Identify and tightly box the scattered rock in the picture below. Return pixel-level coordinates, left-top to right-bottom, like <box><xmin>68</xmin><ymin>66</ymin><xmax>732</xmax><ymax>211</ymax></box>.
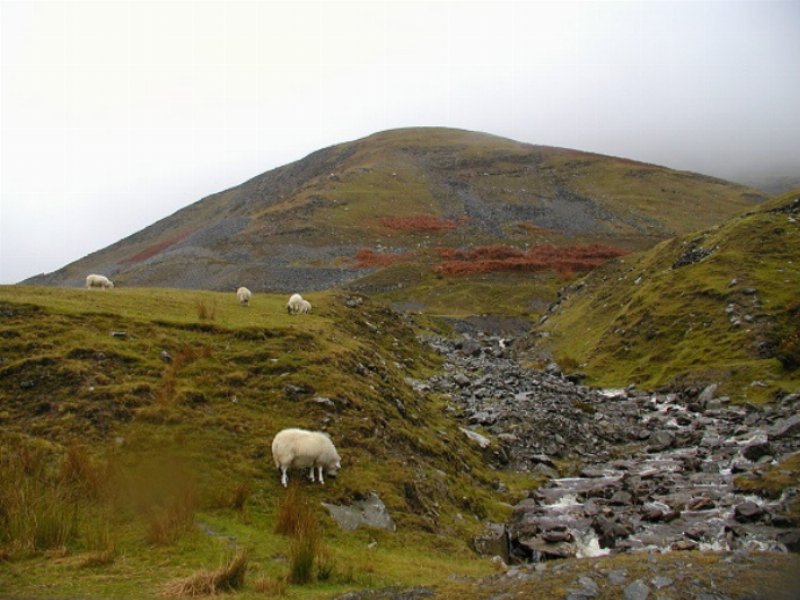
<box><xmin>460</xmin><ymin>427</ymin><xmax>491</xmax><ymax>449</ymax></box>
<box><xmin>623</xmin><ymin>579</ymin><xmax>650</xmax><ymax>600</ymax></box>
<box><xmin>322</xmin><ymin>492</ymin><xmax>396</xmax><ymax>532</ymax></box>
<box><xmin>734</xmin><ymin>501</ymin><xmax>764</xmax><ymax>522</ymax></box>
<box><xmin>473</xmin><ymin>523</ymin><xmax>509</xmax><ymax>562</ymax></box>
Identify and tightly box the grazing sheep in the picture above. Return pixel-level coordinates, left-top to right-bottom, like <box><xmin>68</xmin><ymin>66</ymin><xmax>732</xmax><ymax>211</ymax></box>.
<box><xmin>85</xmin><ymin>274</ymin><xmax>114</xmax><ymax>289</ymax></box>
<box><xmin>298</xmin><ymin>299</ymin><xmax>312</xmax><ymax>314</ymax></box>
<box><xmin>286</xmin><ymin>293</ymin><xmax>304</xmax><ymax>315</ymax></box>
<box><xmin>236</xmin><ymin>287</ymin><xmax>252</xmax><ymax>306</ymax></box>
<box><xmin>271</xmin><ymin>427</ymin><xmax>341</xmax><ymax>487</ymax></box>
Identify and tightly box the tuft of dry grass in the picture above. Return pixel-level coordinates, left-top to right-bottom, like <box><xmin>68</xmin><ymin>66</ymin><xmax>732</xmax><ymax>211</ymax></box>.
<box><xmin>78</xmin><ymin>548</ymin><xmax>116</xmax><ymax>569</ymax></box>
<box><xmin>253</xmin><ymin>576</ymin><xmax>287</xmax><ymax>596</ymax></box>
<box><xmin>195</xmin><ymin>299</ymin><xmax>217</xmax><ymax>321</ymax></box>
<box><xmin>273</xmin><ymin>482</ymin><xmax>313</xmax><ymax>536</ymax></box>
<box><xmin>230</xmin><ymin>482</ymin><xmax>252</xmax><ymax>513</ymax></box>
<box><xmin>273</xmin><ymin>483</ymin><xmax>329</xmax><ymax>585</ymax></box>
<box><xmin>145</xmin><ymin>488</ymin><xmax>197</xmax><ymax>546</ymax></box>
<box><xmin>0</xmin><ymin>445</ymin><xmax>78</xmax><ymax>555</ymax></box>
<box><xmin>162</xmin><ymin>549</ymin><xmax>248</xmax><ymax>597</ymax></box>
<box><xmin>155</xmin><ymin>344</ymin><xmax>212</xmax><ymax>405</ymax></box>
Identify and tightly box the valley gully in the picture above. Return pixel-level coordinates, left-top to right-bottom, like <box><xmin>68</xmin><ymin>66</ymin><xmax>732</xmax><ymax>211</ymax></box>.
<box><xmin>423</xmin><ymin>332</ymin><xmax>800</xmax><ymax>562</ymax></box>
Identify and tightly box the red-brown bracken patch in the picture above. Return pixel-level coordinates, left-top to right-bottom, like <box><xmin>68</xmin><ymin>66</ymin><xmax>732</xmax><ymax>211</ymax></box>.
<box><xmin>378</xmin><ymin>214</ymin><xmax>462</xmax><ymax>231</ymax></box>
<box><xmin>354</xmin><ymin>248</ymin><xmax>414</xmax><ymax>268</ymax></box>
<box><xmin>434</xmin><ymin>244</ymin><xmax>627</xmax><ymax>276</ymax></box>
<box><xmin>121</xmin><ymin>231</ymin><xmax>195</xmax><ymax>265</ymax></box>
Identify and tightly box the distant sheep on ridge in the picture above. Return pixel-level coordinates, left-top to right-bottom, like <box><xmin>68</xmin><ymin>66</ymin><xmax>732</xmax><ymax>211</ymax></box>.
<box><xmin>236</xmin><ymin>287</ymin><xmax>252</xmax><ymax>306</ymax></box>
<box><xmin>271</xmin><ymin>427</ymin><xmax>341</xmax><ymax>487</ymax></box>
<box><xmin>85</xmin><ymin>274</ymin><xmax>114</xmax><ymax>289</ymax></box>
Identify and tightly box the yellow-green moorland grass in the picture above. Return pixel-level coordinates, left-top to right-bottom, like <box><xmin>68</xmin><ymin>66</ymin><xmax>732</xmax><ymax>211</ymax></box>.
<box><xmin>0</xmin><ymin>284</ymin><xmax>517</xmax><ymax>598</ymax></box>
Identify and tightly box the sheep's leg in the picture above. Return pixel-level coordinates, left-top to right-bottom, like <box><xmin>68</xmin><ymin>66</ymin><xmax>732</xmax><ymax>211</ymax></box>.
<box><xmin>280</xmin><ymin>467</ymin><xmax>288</xmax><ymax>488</ymax></box>
<box><xmin>308</xmin><ymin>467</ymin><xmax>316</xmax><ymax>482</ymax></box>
<box><xmin>317</xmin><ymin>466</ymin><xmax>325</xmax><ymax>485</ymax></box>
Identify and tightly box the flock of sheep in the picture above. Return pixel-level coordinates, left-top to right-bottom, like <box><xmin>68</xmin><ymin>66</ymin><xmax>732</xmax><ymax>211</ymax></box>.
<box><xmin>85</xmin><ymin>275</ymin><xmax>313</xmax><ymax>316</ymax></box>
<box><xmin>85</xmin><ymin>274</ymin><xmax>337</xmax><ymax>487</ymax></box>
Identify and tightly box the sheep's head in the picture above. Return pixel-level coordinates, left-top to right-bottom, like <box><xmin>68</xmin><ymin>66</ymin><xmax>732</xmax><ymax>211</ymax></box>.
<box><xmin>326</xmin><ymin>460</ymin><xmax>341</xmax><ymax>478</ymax></box>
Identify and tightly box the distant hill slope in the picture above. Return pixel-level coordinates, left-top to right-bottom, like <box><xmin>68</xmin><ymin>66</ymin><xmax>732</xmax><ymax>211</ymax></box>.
<box><xmin>27</xmin><ymin>128</ymin><xmax>765</xmax><ymax>304</ymax></box>
<box><xmin>529</xmin><ymin>191</ymin><xmax>800</xmax><ymax>403</ymax></box>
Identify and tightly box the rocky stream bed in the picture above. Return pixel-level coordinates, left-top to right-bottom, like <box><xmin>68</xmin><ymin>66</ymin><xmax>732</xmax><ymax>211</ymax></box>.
<box><xmin>374</xmin><ymin>328</ymin><xmax>800</xmax><ymax>599</ymax></box>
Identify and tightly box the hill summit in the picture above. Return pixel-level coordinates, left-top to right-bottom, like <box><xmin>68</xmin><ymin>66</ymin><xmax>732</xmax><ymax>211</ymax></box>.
<box><xmin>27</xmin><ymin>127</ymin><xmax>765</xmax><ymax>296</ymax></box>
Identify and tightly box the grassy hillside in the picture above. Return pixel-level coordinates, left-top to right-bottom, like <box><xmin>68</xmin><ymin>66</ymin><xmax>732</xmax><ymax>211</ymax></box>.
<box><xmin>26</xmin><ymin>128</ymin><xmax>765</xmax><ymax>321</ymax></box>
<box><xmin>532</xmin><ymin>191</ymin><xmax>800</xmax><ymax>403</ymax></box>
<box><xmin>0</xmin><ymin>285</ymin><xmax>535</xmax><ymax>598</ymax></box>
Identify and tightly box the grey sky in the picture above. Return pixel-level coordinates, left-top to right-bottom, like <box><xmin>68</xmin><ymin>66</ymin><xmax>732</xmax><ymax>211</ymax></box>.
<box><xmin>2</xmin><ymin>0</ymin><xmax>798</xmax><ymax>284</ymax></box>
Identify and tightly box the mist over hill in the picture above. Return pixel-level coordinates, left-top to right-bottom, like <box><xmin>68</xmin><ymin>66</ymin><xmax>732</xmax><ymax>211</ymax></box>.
<box><xmin>26</xmin><ymin>128</ymin><xmax>765</xmax><ymax>297</ymax></box>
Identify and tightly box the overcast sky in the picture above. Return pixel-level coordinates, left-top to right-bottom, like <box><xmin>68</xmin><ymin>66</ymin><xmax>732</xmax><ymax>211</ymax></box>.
<box><xmin>1</xmin><ymin>0</ymin><xmax>798</xmax><ymax>284</ymax></box>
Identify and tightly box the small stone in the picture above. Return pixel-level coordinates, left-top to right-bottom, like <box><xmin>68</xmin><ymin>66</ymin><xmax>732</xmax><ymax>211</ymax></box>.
<box><xmin>460</xmin><ymin>427</ymin><xmax>491</xmax><ymax>449</ymax></box>
<box><xmin>607</xmin><ymin>569</ymin><xmax>628</xmax><ymax>585</ymax></box>
<box><xmin>577</xmin><ymin>575</ymin><xmax>600</xmax><ymax>597</ymax></box>
<box><xmin>777</xmin><ymin>529</ymin><xmax>800</xmax><ymax>552</ymax></box>
<box><xmin>686</xmin><ymin>496</ymin><xmax>715</xmax><ymax>511</ymax></box>
<box><xmin>671</xmin><ymin>539</ymin><xmax>697</xmax><ymax>551</ymax></box>
<box><xmin>313</xmin><ymin>396</ymin><xmax>336</xmax><ymax>409</ymax></box>
<box><xmin>652</xmin><ymin>576</ymin><xmax>673</xmax><ymax>589</ymax></box>
<box><xmin>609</xmin><ymin>491</ymin><xmax>634</xmax><ymax>506</ymax></box>
<box><xmin>742</xmin><ymin>438</ymin><xmax>771</xmax><ymax>461</ymax></box>
<box><xmin>769</xmin><ymin>414</ymin><xmax>800</xmax><ymax>439</ymax></box>
<box><xmin>453</xmin><ymin>373</ymin><xmax>471</xmax><ymax>387</ymax></box>
<box><xmin>734</xmin><ymin>501</ymin><xmax>764</xmax><ymax>522</ymax></box>
<box><xmin>623</xmin><ymin>579</ymin><xmax>650</xmax><ymax>600</ymax></box>
<box><xmin>648</xmin><ymin>431</ymin><xmax>675</xmax><ymax>451</ymax></box>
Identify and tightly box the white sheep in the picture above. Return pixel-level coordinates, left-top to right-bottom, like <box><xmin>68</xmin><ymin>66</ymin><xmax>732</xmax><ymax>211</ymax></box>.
<box><xmin>298</xmin><ymin>299</ymin><xmax>312</xmax><ymax>314</ymax></box>
<box><xmin>236</xmin><ymin>287</ymin><xmax>252</xmax><ymax>306</ymax></box>
<box><xmin>286</xmin><ymin>293</ymin><xmax>304</xmax><ymax>315</ymax></box>
<box><xmin>271</xmin><ymin>427</ymin><xmax>341</xmax><ymax>487</ymax></box>
<box><xmin>85</xmin><ymin>274</ymin><xmax>114</xmax><ymax>289</ymax></box>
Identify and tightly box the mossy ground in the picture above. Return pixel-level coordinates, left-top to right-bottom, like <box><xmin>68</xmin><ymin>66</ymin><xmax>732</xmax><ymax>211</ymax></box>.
<box><xmin>0</xmin><ymin>285</ymin><xmax>529</xmax><ymax>598</ymax></box>
<box><xmin>536</xmin><ymin>192</ymin><xmax>800</xmax><ymax>403</ymax></box>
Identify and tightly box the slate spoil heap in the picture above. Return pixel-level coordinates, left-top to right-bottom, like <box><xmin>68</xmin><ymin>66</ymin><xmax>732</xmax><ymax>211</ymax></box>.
<box><xmin>425</xmin><ymin>332</ymin><xmax>800</xmax><ymax>563</ymax></box>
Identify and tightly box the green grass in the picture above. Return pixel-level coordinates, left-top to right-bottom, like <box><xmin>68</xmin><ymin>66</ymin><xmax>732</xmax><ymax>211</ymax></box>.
<box><xmin>0</xmin><ymin>284</ymin><xmax>536</xmax><ymax>598</ymax></box>
<box><xmin>536</xmin><ymin>191</ymin><xmax>800</xmax><ymax>402</ymax></box>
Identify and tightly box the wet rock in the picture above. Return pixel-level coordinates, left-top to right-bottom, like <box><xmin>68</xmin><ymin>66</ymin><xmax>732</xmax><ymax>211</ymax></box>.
<box><xmin>686</xmin><ymin>496</ymin><xmax>715</xmax><ymax>511</ymax></box>
<box><xmin>777</xmin><ymin>529</ymin><xmax>800</xmax><ymax>552</ymax></box>
<box><xmin>734</xmin><ymin>501</ymin><xmax>764</xmax><ymax>522</ymax></box>
<box><xmin>742</xmin><ymin>438</ymin><xmax>771</xmax><ymax>461</ymax></box>
<box><xmin>542</xmin><ymin>528</ymin><xmax>573</xmax><ymax>543</ymax></box>
<box><xmin>592</xmin><ymin>515</ymin><xmax>632</xmax><ymax>549</ymax></box>
<box><xmin>648</xmin><ymin>431</ymin><xmax>675</xmax><ymax>451</ymax></box>
<box><xmin>769</xmin><ymin>414</ymin><xmax>800</xmax><ymax>439</ymax></box>
<box><xmin>518</xmin><ymin>536</ymin><xmax>576</xmax><ymax>560</ymax></box>
<box><xmin>609</xmin><ymin>491</ymin><xmax>634</xmax><ymax>506</ymax></box>
<box><xmin>671</xmin><ymin>539</ymin><xmax>697</xmax><ymax>551</ymax></box>
<box><xmin>473</xmin><ymin>523</ymin><xmax>509</xmax><ymax>562</ymax></box>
